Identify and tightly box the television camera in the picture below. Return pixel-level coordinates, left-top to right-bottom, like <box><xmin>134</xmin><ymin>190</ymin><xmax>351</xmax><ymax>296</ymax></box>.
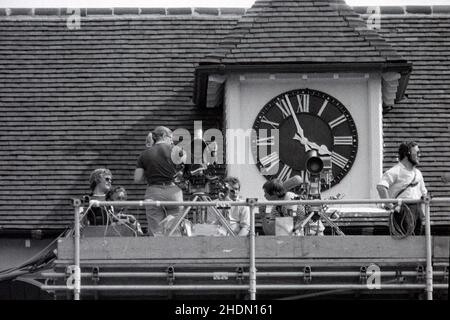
<box><xmin>174</xmin><ymin>136</ymin><xmax>226</xmax><ymax>198</ymax></box>
<box><xmin>293</xmin><ymin>150</ymin><xmax>344</xmax><ymax>236</ymax></box>
<box><xmin>168</xmin><ymin>136</ymin><xmax>236</xmax><ymax>235</ymax></box>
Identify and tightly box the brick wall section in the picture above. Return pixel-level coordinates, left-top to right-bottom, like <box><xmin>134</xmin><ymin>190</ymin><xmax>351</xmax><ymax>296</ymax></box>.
<box><xmin>0</xmin><ymin>15</ymin><xmax>237</xmax><ymax>231</ymax></box>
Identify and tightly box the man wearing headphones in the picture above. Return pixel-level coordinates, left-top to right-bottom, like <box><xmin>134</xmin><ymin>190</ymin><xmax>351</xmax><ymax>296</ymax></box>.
<box><xmin>377</xmin><ymin>141</ymin><xmax>428</xmax><ymax>235</ymax></box>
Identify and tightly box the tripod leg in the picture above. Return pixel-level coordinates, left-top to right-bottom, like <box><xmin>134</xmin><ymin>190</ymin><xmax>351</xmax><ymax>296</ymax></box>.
<box><xmin>203</xmin><ymin>196</ymin><xmax>237</xmax><ymax>237</ymax></box>
<box><xmin>298</xmin><ymin>211</ymin><xmax>315</xmax><ymax>233</ymax></box>
<box><xmin>167</xmin><ymin>195</ymin><xmax>198</xmax><ymax>236</ymax></box>
<box><xmin>319</xmin><ymin>213</ymin><xmax>345</xmax><ymax>236</ymax></box>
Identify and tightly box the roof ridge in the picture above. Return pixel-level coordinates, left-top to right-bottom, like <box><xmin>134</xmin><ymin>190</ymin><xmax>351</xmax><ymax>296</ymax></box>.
<box><xmin>2</xmin><ymin>5</ymin><xmax>450</xmax><ymax>18</ymax></box>
<box><xmin>353</xmin><ymin>5</ymin><xmax>450</xmax><ymax>16</ymax></box>
<box><xmin>207</xmin><ymin>0</ymin><xmax>408</xmax><ymax>65</ymax></box>
<box><xmin>330</xmin><ymin>2</ymin><xmax>406</xmax><ymax>61</ymax></box>
<box><xmin>0</xmin><ymin>7</ymin><xmax>248</xmax><ymax>17</ymax></box>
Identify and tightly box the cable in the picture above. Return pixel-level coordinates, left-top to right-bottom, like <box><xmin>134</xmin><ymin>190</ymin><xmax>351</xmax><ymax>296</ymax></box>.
<box><xmin>0</xmin><ymin>228</ymin><xmax>70</xmax><ymax>282</ymax></box>
<box><xmin>389</xmin><ymin>203</ymin><xmax>416</xmax><ymax>239</ymax></box>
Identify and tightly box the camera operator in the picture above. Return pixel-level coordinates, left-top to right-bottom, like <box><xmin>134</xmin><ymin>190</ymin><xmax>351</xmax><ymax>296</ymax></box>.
<box><xmin>208</xmin><ymin>177</ymin><xmax>250</xmax><ymax>236</ymax></box>
<box><xmin>134</xmin><ymin>126</ymin><xmax>184</xmax><ymax>236</ymax></box>
<box><xmin>377</xmin><ymin>141</ymin><xmax>427</xmax><ymax>236</ymax></box>
<box><xmin>145</xmin><ymin>131</ymin><xmax>154</xmax><ymax>148</ymax></box>
<box><xmin>262</xmin><ymin>178</ymin><xmax>300</xmax><ymax>236</ymax></box>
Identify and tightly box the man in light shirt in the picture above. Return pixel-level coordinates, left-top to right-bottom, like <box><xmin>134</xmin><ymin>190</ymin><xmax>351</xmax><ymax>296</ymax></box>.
<box><xmin>377</xmin><ymin>141</ymin><xmax>427</xmax><ymax>235</ymax></box>
<box><xmin>207</xmin><ymin>177</ymin><xmax>250</xmax><ymax>236</ymax></box>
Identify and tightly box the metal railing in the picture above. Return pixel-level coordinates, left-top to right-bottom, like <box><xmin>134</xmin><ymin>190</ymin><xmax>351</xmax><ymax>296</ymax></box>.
<box><xmin>41</xmin><ymin>196</ymin><xmax>450</xmax><ymax>300</ymax></box>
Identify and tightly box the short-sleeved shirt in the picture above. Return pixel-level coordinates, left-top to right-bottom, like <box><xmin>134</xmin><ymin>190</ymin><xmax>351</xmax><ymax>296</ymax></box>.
<box><xmin>377</xmin><ymin>162</ymin><xmax>427</xmax><ymax>199</ymax></box>
<box><xmin>206</xmin><ymin>198</ymin><xmax>250</xmax><ymax>236</ymax></box>
<box><xmin>226</xmin><ymin>205</ymin><xmax>250</xmax><ymax>236</ymax></box>
<box><xmin>136</xmin><ymin>143</ymin><xmax>178</xmax><ymax>185</ymax></box>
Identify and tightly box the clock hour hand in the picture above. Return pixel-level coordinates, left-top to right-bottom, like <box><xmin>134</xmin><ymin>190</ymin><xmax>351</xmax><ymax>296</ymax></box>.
<box><xmin>294</xmin><ymin>134</ymin><xmax>331</xmax><ymax>156</ymax></box>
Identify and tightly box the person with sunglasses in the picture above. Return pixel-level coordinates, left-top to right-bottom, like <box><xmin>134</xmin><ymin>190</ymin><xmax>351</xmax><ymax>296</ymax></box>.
<box><xmin>83</xmin><ymin>168</ymin><xmax>113</xmax><ymax>226</ymax></box>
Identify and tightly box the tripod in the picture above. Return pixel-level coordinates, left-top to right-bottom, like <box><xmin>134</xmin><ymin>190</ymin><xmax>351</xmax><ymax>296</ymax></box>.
<box><xmin>167</xmin><ymin>191</ymin><xmax>236</xmax><ymax>236</ymax></box>
<box><xmin>297</xmin><ymin>202</ymin><xmax>345</xmax><ymax>236</ymax></box>
<box><xmin>296</xmin><ymin>176</ymin><xmax>345</xmax><ymax>236</ymax></box>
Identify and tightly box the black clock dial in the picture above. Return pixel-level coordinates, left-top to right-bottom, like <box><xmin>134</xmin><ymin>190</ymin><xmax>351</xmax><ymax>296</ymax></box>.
<box><xmin>251</xmin><ymin>88</ymin><xmax>358</xmax><ymax>191</ymax></box>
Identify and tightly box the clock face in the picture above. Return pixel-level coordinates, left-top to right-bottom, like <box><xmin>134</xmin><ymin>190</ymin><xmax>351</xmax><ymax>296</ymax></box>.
<box><xmin>251</xmin><ymin>88</ymin><xmax>358</xmax><ymax>191</ymax></box>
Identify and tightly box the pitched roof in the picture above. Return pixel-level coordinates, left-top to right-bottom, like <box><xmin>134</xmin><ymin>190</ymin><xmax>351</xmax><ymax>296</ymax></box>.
<box><xmin>355</xmin><ymin>6</ymin><xmax>450</xmax><ymax>219</ymax></box>
<box><xmin>0</xmin><ymin>11</ymin><xmax>238</xmax><ymax>233</ymax></box>
<box><xmin>194</xmin><ymin>0</ymin><xmax>411</xmax><ymax>107</ymax></box>
<box><xmin>210</xmin><ymin>0</ymin><xmax>406</xmax><ymax>65</ymax></box>
<box><xmin>0</xmin><ymin>6</ymin><xmax>450</xmax><ymax>233</ymax></box>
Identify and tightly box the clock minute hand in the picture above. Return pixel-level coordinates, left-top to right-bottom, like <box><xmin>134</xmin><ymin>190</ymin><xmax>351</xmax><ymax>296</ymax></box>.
<box><xmin>286</xmin><ymin>98</ymin><xmax>305</xmax><ymax>139</ymax></box>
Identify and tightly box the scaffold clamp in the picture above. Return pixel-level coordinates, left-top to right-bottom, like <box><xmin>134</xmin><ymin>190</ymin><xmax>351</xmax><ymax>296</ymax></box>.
<box><xmin>360</xmin><ymin>266</ymin><xmax>367</xmax><ymax>283</ymax></box>
<box><xmin>304</xmin><ymin>266</ymin><xmax>312</xmax><ymax>283</ymax></box>
<box><xmin>167</xmin><ymin>266</ymin><xmax>175</xmax><ymax>285</ymax></box>
<box><xmin>416</xmin><ymin>265</ymin><xmax>425</xmax><ymax>282</ymax></box>
<box><xmin>92</xmin><ymin>267</ymin><xmax>100</xmax><ymax>283</ymax></box>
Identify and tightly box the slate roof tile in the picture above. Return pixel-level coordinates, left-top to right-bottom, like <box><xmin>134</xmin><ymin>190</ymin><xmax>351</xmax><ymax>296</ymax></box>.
<box><xmin>0</xmin><ymin>15</ymin><xmax>235</xmax><ymax>230</ymax></box>
<box><xmin>205</xmin><ymin>0</ymin><xmax>407</xmax><ymax>74</ymax></box>
<box><xmin>371</xmin><ymin>8</ymin><xmax>450</xmax><ymax>215</ymax></box>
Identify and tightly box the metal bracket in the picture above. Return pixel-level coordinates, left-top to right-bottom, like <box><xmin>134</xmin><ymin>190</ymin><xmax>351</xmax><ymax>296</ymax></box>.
<box><xmin>395</xmin><ymin>270</ymin><xmax>405</xmax><ymax>283</ymax></box>
<box><xmin>416</xmin><ymin>265</ymin><xmax>425</xmax><ymax>282</ymax></box>
<box><xmin>92</xmin><ymin>267</ymin><xmax>100</xmax><ymax>283</ymax></box>
<box><xmin>304</xmin><ymin>266</ymin><xmax>312</xmax><ymax>283</ymax></box>
<box><xmin>444</xmin><ymin>266</ymin><xmax>449</xmax><ymax>282</ymax></box>
<box><xmin>72</xmin><ymin>198</ymin><xmax>82</xmax><ymax>207</ymax></box>
<box><xmin>167</xmin><ymin>266</ymin><xmax>175</xmax><ymax>285</ymax></box>
<box><xmin>360</xmin><ymin>266</ymin><xmax>367</xmax><ymax>283</ymax></box>
<box><xmin>236</xmin><ymin>267</ymin><xmax>244</xmax><ymax>283</ymax></box>
<box><xmin>65</xmin><ymin>265</ymin><xmax>74</xmax><ymax>280</ymax></box>
<box><xmin>246</xmin><ymin>198</ymin><xmax>258</xmax><ymax>206</ymax></box>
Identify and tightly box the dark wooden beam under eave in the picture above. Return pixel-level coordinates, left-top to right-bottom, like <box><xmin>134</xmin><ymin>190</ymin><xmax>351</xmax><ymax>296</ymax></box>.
<box><xmin>193</xmin><ymin>61</ymin><xmax>412</xmax><ymax>108</ymax></box>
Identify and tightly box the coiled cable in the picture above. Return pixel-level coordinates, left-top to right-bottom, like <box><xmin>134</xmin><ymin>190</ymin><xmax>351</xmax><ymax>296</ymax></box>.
<box><xmin>388</xmin><ymin>203</ymin><xmax>416</xmax><ymax>239</ymax></box>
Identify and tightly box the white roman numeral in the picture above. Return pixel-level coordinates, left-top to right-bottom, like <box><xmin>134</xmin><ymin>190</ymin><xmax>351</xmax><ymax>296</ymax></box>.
<box><xmin>300</xmin><ymin>170</ymin><xmax>309</xmax><ymax>183</ymax></box>
<box><xmin>260</xmin><ymin>152</ymin><xmax>279</xmax><ymax>172</ymax></box>
<box><xmin>331</xmin><ymin>152</ymin><xmax>348</xmax><ymax>169</ymax></box>
<box><xmin>317</xmin><ymin>100</ymin><xmax>328</xmax><ymax>117</ymax></box>
<box><xmin>277</xmin><ymin>164</ymin><xmax>292</xmax><ymax>182</ymax></box>
<box><xmin>296</xmin><ymin>94</ymin><xmax>309</xmax><ymax>113</ymax></box>
<box><xmin>275</xmin><ymin>97</ymin><xmax>293</xmax><ymax>119</ymax></box>
<box><xmin>256</xmin><ymin>136</ymin><xmax>275</xmax><ymax>146</ymax></box>
<box><xmin>334</xmin><ymin>136</ymin><xmax>354</xmax><ymax>145</ymax></box>
<box><xmin>328</xmin><ymin>114</ymin><xmax>347</xmax><ymax>129</ymax></box>
<box><xmin>261</xmin><ymin>116</ymin><xmax>279</xmax><ymax>129</ymax></box>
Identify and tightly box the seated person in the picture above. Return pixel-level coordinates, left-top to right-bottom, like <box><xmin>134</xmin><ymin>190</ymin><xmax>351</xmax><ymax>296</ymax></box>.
<box><xmin>262</xmin><ymin>179</ymin><xmax>299</xmax><ymax>235</ymax></box>
<box><xmin>83</xmin><ymin>168</ymin><xmax>113</xmax><ymax>226</ymax></box>
<box><xmin>206</xmin><ymin>177</ymin><xmax>250</xmax><ymax>236</ymax></box>
<box><xmin>105</xmin><ymin>186</ymin><xmax>144</xmax><ymax>236</ymax></box>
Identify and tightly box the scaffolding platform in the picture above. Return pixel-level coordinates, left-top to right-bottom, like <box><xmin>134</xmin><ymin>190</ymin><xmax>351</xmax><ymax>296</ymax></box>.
<box><xmin>43</xmin><ymin>235</ymin><xmax>450</xmax><ymax>300</ymax></box>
